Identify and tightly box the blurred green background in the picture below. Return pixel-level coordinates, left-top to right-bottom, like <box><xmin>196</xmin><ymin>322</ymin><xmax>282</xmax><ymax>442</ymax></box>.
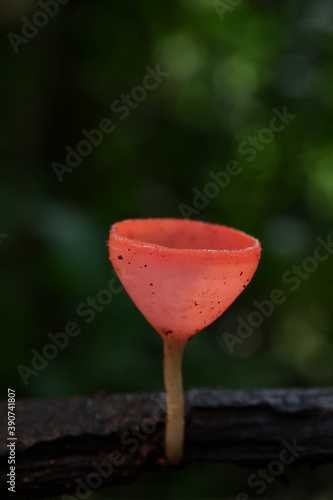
<box><xmin>1</xmin><ymin>0</ymin><xmax>333</xmax><ymax>498</ymax></box>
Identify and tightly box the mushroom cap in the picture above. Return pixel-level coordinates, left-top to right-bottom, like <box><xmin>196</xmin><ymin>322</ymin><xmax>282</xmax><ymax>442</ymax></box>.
<box><xmin>109</xmin><ymin>218</ymin><xmax>261</xmax><ymax>342</ymax></box>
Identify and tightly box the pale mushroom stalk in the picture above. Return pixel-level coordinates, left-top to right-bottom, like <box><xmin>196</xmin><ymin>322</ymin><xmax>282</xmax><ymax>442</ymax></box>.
<box><xmin>163</xmin><ymin>335</ymin><xmax>187</xmax><ymax>465</ymax></box>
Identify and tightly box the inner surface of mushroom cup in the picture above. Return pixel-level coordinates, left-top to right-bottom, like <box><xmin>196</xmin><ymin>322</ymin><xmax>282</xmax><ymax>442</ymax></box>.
<box><xmin>109</xmin><ymin>218</ymin><xmax>261</xmax><ymax>342</ymax></box>
<box><xmin>112</xmin><ymin>218</ymin><xmax>260</xmax><ymax>252</ymax></box>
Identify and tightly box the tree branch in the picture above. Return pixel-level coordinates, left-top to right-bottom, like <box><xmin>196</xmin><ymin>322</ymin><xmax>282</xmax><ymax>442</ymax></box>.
<box><xmin>1</xmin><ymin>388</ymin><xmax>333</xmax><ymax>499</ymax></box>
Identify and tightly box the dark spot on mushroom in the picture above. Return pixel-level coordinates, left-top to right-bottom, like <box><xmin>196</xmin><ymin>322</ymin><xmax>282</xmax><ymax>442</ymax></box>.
<box><xmin>128</xmin><ymin>262</ymin><xmax>131</xmax><ymax>264</ymax></box>
<box><xmin>199</xmin><ymin>311</ymin><xmax>202</xmax><ymax>314</ymax></box>
<box><xmin>165</xmin><ymin>330</ymin><xmax>173</xmax><ymax>336</ymax></box>
<box><xmin>247</xmin><ymin>279</ymin><xmax>250</xmax><ymax>282</ymax></box>
<box><xmin>128</xmin><ymin>248</ymin><xmax>130</xmax><ymax>251</ymax></box>
<box><xmin>243</xmin><ymin>285</ymin><xmax>246</xmax><ymax>288</ymax></box>
<box><xmin>144</xmin><ymin>264</ymin><xmax>147</xmax><ymax>268</ymax></box>
<box><xmin>218</xmin><ymin>301</ymin><xmax>220</xmax><ymax>304</ymax></box>
<box><xmin>118</xmin><ymin>255</ymin><xmax>123</xmax><ymax>260</ymax></box>
<box><xmin>195</xmin><ymin>329</ymin><xmax>200</xmax><ymax>333</ymax></box>
<box><xmin>152</xmin><ymin>292</ymin><xmax>155</xmax><ymax>294</ymax></box>
<box><xmin>240</xmin><ymin>271</ymin><xmax>243</xmax><ymax>276</ymax></box>
<box><xmin>194</xmin><ymin>301</ymin><xmax>198</xmax><ymax>307</ymax></box>
<box><xmin>211</xmin><ymin>307</ymin><xmax>214</xmax><ymax>310</ymax></box>
<box><xmin>150</xmin><ymin>283</ymin><xmax>153</xmax><ymax>286</ymax></box>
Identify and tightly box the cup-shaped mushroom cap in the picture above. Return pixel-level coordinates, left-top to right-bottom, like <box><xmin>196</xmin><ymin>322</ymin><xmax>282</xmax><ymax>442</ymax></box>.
<box><xmin>109</xmin><ymin>218</ymin><xmax>261</xmax><ymax>342</ymax></box>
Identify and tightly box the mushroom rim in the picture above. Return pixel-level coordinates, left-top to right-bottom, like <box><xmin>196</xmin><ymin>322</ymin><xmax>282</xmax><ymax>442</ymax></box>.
<box><xmin>109</xmin><ymin>218</ymin><xmax>261</xmax><ymax>255</ymax></box>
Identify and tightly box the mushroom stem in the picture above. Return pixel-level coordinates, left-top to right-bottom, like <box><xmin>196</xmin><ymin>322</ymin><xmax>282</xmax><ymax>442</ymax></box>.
<box><xmin>163</xmin><ymin>335</ymin><xmax>187</xmax><ymax>465</ymax></box>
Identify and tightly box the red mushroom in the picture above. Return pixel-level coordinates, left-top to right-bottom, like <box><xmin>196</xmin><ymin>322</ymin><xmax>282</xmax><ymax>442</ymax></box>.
<box><xmin>109</xmin><ymin>218</ymin><xmax>261</xmax><ymax>464</ymax></box>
